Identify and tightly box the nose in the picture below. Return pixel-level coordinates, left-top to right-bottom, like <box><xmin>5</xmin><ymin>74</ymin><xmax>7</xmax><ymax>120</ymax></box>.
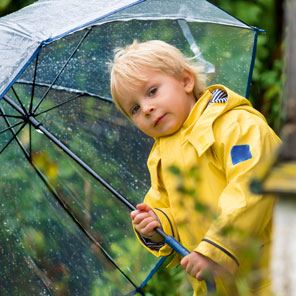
<box><xmin>142</xmin><ymin>102</ymin><xmax>155</xmax><ymax>115</ymax></box>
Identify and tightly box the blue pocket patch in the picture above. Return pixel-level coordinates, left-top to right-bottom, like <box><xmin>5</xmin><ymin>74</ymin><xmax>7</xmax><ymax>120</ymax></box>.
<box><xmin>231</xmin><ymin>145</ymin><xmax>252</xmax><ymax>165</ymax></box>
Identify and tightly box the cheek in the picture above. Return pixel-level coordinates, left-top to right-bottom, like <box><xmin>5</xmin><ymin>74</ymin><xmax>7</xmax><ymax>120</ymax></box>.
<box><xmin>133</xmin><ymin>118</ymin><xmax>147</xmax><ymax>131</ymax></box>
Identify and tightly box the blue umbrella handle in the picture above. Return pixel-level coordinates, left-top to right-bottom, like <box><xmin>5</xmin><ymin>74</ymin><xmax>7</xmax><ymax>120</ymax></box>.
<box><xmin>155</xmin><ymin>228</ymin><xmax>216</xmax><ymax>294</ymax></box>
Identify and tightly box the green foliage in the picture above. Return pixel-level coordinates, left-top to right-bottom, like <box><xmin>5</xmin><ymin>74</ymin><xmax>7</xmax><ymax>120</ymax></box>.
<box><xmin>0</xmin><ymin>0</ymin><xmax>37</xmax><ymax>16</ymax></box>
<box><xmin>144</xmin><ymin>259</ymin><xmax>192</xmax><ymax>296</ymax></box>
<box><xmin>211</xmin><ymin>0</ymin><xmax>284</xmax><ymax>133</ymax></box>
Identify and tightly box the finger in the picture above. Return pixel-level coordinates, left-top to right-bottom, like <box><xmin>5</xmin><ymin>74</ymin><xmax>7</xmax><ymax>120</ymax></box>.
<box><xmin>135</xmin><ymin>220</ymin><xmax>159</xmax><ymax>237</ymax></box>
<box><xmin>182</xmin><ymin>255</ymin><xmax>200</xmax><ymax>277</ymax></box>
<box><xmin>180</xmin><ymin>256</ymin><xmax>189</xmax><ymax>268</ymax></box>
<box><xmin>133</xmin><ymin>212</ymin><xmax>152</xmax><ymax>225</ymax></box>
<box><xmin>185</xmin><ymin>260</ymin><xmax>194</xmax><ymax>275</ymax></box>
<box><xmin>136</xmin><ymin>204</ymin><xmax>159</xmax><ymax>222</ymax></box>
<box><xmin>142</xmin><ymin>223</ymin><xmax>160</xmax><ymax>236</ymax></box>
<box><xmin>130</xmin><ymin>210</ymin><xmax>140</xmax><ymax>220</ymax></box>
<box><xmin>196</xmin><ymin>271</ymin><xmax>204</xmax><ymax>281</ymax></box>
<box><xmin>136</xmin><ymin>203</ymin><xmax>152</xmax><ymax>212</ymax></box>
<box><xmin>138</xmin><ymin>216</ymin><xmax>159</xmax><ymax>230</ymax></box>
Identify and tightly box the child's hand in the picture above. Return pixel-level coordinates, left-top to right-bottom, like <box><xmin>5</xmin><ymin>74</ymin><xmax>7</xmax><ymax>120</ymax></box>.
<box><xmin>130</xmin><ymin>203</ymin><xmax>160</xmax><ymax>237</ymax></box>
<box><xmin>181</xmin><ymin>251</ymin><xmax>224</xmax><ymax>281</ymax></box>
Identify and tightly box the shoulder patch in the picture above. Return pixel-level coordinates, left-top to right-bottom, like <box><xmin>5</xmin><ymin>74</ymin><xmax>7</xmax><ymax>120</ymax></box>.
<box><xmin>231</xmin><ymin>145</ymin><xmax>252</xmax><ymax>165</ymax></box>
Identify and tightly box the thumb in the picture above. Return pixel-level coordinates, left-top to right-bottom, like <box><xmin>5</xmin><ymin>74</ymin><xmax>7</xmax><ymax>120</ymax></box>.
<box><xmin>180</xmin><ymin>255</ymin><xmax>189</xmax><ymax>268</ymax></box>
<box><xmin>136</xmin><ymin>203</ymin><xmax>152</xmax><ymax>212</ymax></box>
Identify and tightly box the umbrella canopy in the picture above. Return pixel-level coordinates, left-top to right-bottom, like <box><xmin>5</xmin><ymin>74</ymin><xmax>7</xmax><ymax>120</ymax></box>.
<box><xmin>0</xmin><ymin>0</ymin><xmax>260</xmax><ymax>295</ymax></box>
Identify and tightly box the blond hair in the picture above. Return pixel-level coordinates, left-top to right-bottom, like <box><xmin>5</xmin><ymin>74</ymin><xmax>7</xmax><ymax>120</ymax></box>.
<box><xmin>109</xmin><ymin>40</ymin><xmax>206</xmax><ymax>117</ymax></box>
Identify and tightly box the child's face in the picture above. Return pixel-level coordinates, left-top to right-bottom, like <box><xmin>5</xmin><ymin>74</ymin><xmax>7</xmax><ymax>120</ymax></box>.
<box><xmin>117</xmin><ymin>68</ymin><xmax>196</xmax><ymax>138</ymax></box>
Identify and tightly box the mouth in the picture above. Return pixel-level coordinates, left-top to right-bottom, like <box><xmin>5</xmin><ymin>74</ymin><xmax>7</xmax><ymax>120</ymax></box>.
<box><xmin>154</xmin><ymin>114</ymin><xmax>167</xmax><ymax>127</ymax></box>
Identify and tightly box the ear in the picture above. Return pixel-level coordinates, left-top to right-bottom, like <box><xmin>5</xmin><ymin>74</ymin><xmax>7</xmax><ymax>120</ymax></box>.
<box><xmin>182</xmin><ymin>69</ymin><xmax>195</xmax><ymax>93</ymax></box>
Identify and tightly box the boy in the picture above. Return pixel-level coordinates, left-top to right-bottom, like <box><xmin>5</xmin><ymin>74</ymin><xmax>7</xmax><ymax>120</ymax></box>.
<box><xmin>109</xmin><ymin>40</ymin><xmax>281</xmax><ymax>295</ymax></box>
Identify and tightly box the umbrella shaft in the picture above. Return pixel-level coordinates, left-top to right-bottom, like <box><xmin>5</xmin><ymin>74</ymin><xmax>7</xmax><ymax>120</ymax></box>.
<box><xmin>39</xmin><ymin>122</ymin><xmax>136</xmax><ymax>210</ymax></box>
<box><xmin>23</xmin><ymin>113</ymin><xmax>137</xmax><ymax>211</ymax></box>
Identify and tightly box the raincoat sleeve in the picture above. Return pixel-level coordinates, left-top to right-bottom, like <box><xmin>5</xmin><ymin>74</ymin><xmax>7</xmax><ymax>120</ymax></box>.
<box><xmin>194</xmin><ymin>107</ymin><xmax>281</xmax><ymax>273</ymax></box>
<box><xmin>133</xmin><ymin>143</ymin><xmax>179</xmax><ymax>258</ymax></box>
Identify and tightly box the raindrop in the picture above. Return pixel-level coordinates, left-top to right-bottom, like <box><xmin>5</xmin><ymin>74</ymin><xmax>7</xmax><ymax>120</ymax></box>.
<box><xmin>36</xmin><ymin>129</ymin><xmax>44</xmax><ymax>134</ymax></box>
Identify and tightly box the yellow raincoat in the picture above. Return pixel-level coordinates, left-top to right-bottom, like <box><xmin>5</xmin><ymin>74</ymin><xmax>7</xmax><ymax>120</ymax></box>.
<box><xmin>136</xmin><ymin>85</ymin><xmax>281</xmax><ymax>295</ymax></box>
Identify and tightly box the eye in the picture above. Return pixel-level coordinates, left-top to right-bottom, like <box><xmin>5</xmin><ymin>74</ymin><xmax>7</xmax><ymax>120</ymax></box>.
<box><xmin>148</xmin><ymin>87</ymin><xmax>157</xmax><ymax>97</ymax></box>
<box><xmin>131</xmin><ymin>104</ymin><xmax>140</xmax><ymax>115</ymax></box>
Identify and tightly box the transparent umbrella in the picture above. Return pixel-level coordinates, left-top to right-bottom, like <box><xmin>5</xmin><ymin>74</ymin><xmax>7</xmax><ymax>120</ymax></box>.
<box><xmin>0</xmin><ymin>0</ymin><xmax>261</xmax><ymax>295</ymax></box>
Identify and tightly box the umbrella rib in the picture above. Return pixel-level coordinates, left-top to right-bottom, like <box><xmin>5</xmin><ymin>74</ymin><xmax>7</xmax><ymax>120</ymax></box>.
<box><xmin>28</xmin><ymin>159</ymin><xmax>138</xmax><ymax>289</ymax></box>
<box><xmin>0</xmin><ymin>121</ymin><xmax>26</xmax><ymax>154</ymax></box>
<box><xmin>0</xmin><ymin>107</ymin><xmax>138</xmax><ymax>290</ymax></box>
<box><xmin>29</xmin><ymin>123</ymin><xmax>32</xmax><ymax>157</ymax></box>
<box><xmin>0</xmin><ymin>106</ymin><xmax>29</xmax><ymax>156</ymax></box>
<box><xmin>24</xmin><ymin>256</ymin><xmax>55</xmax><ymax>295</ymax></box>
<box><xmin>11</xmin><ymin>86</ymin><xmax>28</xmax><ymax>115</ymax></box>
<box><xmin>29</xmin><ymin>52</ymin><xmax>40</xmax><ymax>114</ymax></box>
<box><xmin>33</xmin><ymin>27</ymin><xmax>92</xmax><ymax>114</ymax></box>
<box><xmin>0</xmin><ymin>114</ymin><xmax>23</xmax><ymax>119</ymax></box>
<box><xmin>0</xmin><ymin>120</ymin><xmax>24</xmax><ymax>134</ymax></box>
<box><xmin>16</xmin><ymin>80</ymin><xmax>114</xmax><ymax>103</ymax></box>
<box><xmin>1</xmin><ymin>96</ymin><xmax>31</xmax><ymax>156</ymax></box>
<box><xmin>0</xmin><ymin>107</ymin><xmax>56</xmax><ymax>292</ymax></box>
<box><xmin>34</xmin><ymin>93</ymin><xmax>83</xmax><ymax>117</ymax></box>
<box><xmin>2</xmin><ymin>95</ymin><xmax>26</xmax><ymax>117</ymax></box>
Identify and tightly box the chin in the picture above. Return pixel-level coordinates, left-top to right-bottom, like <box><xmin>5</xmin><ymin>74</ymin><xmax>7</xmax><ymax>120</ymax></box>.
<box><xmin>158</xmin><ymin>129</ymin><xmax>180</xmax><ymax>138</ymax></box>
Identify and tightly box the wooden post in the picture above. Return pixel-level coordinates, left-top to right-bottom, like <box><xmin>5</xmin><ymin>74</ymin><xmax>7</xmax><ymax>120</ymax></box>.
<box><xmin>271</xmin><ymin>0</ymin><xmax>296</xmax><ymax>295</ymax></box>
<box><xmin>249</xmin><ymin>0</ymin><xmax>296</xmax><ymax>294</ymax></box>
<box><xmin>272</xmin><ymin>201</ymin><xmax>296</xmax><ymax>294</ymax></box>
